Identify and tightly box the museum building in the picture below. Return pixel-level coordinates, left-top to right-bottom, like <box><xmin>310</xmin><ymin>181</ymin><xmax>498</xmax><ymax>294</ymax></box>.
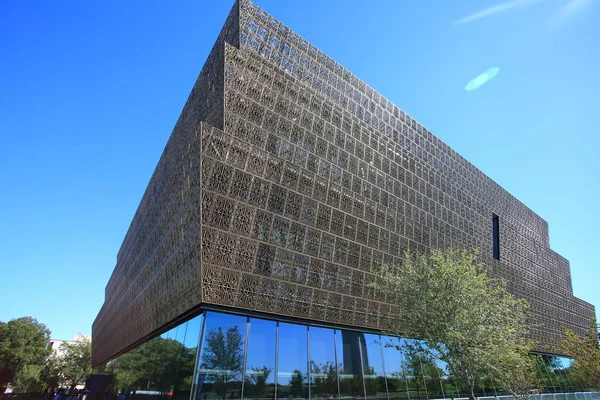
<box><xmin>92</xmin><ymin>1</ymin><xmax>596</xmax><ymax>399</ymax></box>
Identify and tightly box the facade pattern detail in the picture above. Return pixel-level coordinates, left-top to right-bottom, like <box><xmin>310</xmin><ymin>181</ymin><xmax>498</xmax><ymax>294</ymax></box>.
<box><xmin>93</xmin><ymin>0</ymin><xmax>595</xmax><ymax>367</ymax></box>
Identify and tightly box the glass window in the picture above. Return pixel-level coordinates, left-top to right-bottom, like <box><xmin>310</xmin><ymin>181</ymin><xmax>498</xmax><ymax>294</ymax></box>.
<box><xmin>278</xmin><ymin>322</ymin><xmax>308</xmax><ymax>399</ymax></box>
<box><xmin>416</xmin><ymin>342</ymin><xmax>445</xmax><ymax>399</ymax></box>
<box><xmin>492</xmin><ymin>214</ymin><xmax>500</xmax><ymax>260</ymax></box>
<box><xmin>381</xmin><ymin>336</ymin><xmax>411</xmax><ymax>400</ymax></box>
<box><xmin>171</xmin><ymin>316</ymin><xmax>203</xmax><ymax>400</ymax></box>
<box><xmin>400</xmin><ymin>339</ymin><xmax>451</xmax><ymax>400</ymax></box>
<box><xmin>336</xmin><ymin>330</ymin><xmax>365</xmax><ymax>399</ymax></box>
<box><xmin>244</xmin><ymin>318</ymin><xmax>276</xmax><ymax>400</ymax></box>
<box><xmin>361</xmin><ymin>334</ymin><xmax>387</xmax><ymax>400</ymax></box>
<box><xmin>402</xmin><ymin>341</ymin><xmax>429</xmax><ymax>400</ymax></box>
<box><xmin>432</xmin><ymin>353</ymin><xmax>452</xmax><ymax>399</ymax></box>
<box><xmin>197</xmin><ymin>312</ymin><xmax>247</xmax><ymax>400</ymax></box>
<box><xmin>542</xmin><ymin>355</ymin><xmax>572</xmax><ymax>393</ymax></box>
<box><xmin>554</xmin><ymin>356</ymin><xmax>577</xmax><ymax>391</ymax></box>
<box><xmin>537</xmin><ymin>355</ymin><xmax>559</xmax><ymax>393</ymax></box>
<box><xmin>106</xmin><ymin>314</ymin><xmax>203</xmax><ymax>400</ymax></box>
<box><xmin>147</xmin><ymin>325</ymin><xmax>177</xmax><ymax>395</ymax></box>
<box><xmin>309</xmin><ymin>327</ymin><xmax>338</xmax><ymax>400</ymax></box>
<box><xmin>185</xmin><ymin>315</ymin><xmax>204</xmax><ymax>349</ymax></box>
<box><xmin>142</xmin><ymin>326</ymin><xmax>177</xmax><ymax>395</ymax></box>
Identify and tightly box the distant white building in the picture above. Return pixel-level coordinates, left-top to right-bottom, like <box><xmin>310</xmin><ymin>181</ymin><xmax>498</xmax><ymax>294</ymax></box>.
<box><xmin>49</xmin><ymin>333</ymin><xmax>90</xmax><ymax>358</ymax></box>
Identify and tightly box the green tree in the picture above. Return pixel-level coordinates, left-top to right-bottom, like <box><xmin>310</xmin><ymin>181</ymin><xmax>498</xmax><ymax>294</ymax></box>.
<box><xmin>376</xmin><ymin>249</ymin><xmax>532</xmax><ymax>400</ymax></box>
<box><xmin>289</xmin><ymin>369</ymin><xmax>305</xmax><ymax>398</ymax></box>
<box><xmin>13</xmin><ymin>364</ymin><xmax>43</xmax><ymax>392</ymax></box>
<box><xmin>403</xmin><ymin>346</ymin><xmax>445</xmax><ymax>397</ymax></box>
<box><xmin>245</xmin><ymin>366</ymin><xmax>272</xmax><ymax>397</ymax></box>
<box><xmin>362</xmin><ymin>366</ymin><xmax>380</xmax><ymax>396</ymax></box>
<box><xmin>106</xmin><ymin>336</ymin><xmax>196</xmax><ymax>394</ymax></box>
<box><xmin>39</xmin><ymin>356</ymin><xmax>61</xmax><ymax>390</ymax></box>
<box><xmin>201</xmin><ymin>326</ymin><xmax>244</xmax><ymax>400</ymax></box>
<box><xmin>105</xmin><ymin>351</ymin><xmax>144</xmax><ymax>393</ymax></box>
<box><xmin>310</xmin><ymin>361</ymin><xmax>337</xmax><ymax>397</ymax></box>
<box><xmin>495</xmin><ymin>341</ymin><xmax>543</xmax><ymax>400</ymax></box>
<box><xmin>559</xmin><ymin>320</ymin><xmax>600</xmax><ymax>392</ymax></box>
<box><xmin>0</xmin><ymin>317</ymin><xmax>51</xmax><ymax>390</ymax></box>
<box><xmin>59</xmin><ymin>338</ymin><xmax>92</xmax><ymax>389</ymax></box>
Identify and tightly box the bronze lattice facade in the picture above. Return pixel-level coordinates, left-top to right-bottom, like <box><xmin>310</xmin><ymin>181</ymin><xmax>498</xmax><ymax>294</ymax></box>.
<box><xmin>92</xmin><ymin>0</ymin><xmax>594</xmax><ymax>368</ymax></box>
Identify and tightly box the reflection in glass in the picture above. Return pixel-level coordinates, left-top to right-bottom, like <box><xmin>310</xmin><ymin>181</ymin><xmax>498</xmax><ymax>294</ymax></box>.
<box><xmin>361</xmin><ymin>334</ymin><xmax>387</xmax><ymax>400</ymax></box>
<box><xmin>106</xmin><ymin>314</ymin><xmax>203</xmax><ymax>400</ymax></box>
<box><xmin>540</xmin><ymin>355</ymin><xmax>577</xmax><ymax>393</ymax></box>
<box><xmin>309</xmin><ymin>327</ymin><xmax>338</xmax><ymax>400</ymax></box>
<box><xmin>244</xmin><ymin>318</ymin><xmax>276</xmax><ymax>399</ymax></box>
<box><xmin>278</xmin><ymin>322</ymin><xmax>308</xmax><ymax>399</ymax></box>
<box><xmin>433</xmin><ymin>355</ymin><xmax>453</xmax><ymax>398</ymax></box>
<box><xmin>415</xmin><ymin>342</ymin><xmax>445</xmax><ymax>399</ymax></box>
<box><xmin>403</xmin><ymin>341</ymin><xmax>429</xmax><ymax>400</ymax></box>
<box><xmin>554</xmin><ymin>357</ymin><xmax>577</xmax><ymax>391</ymax></box>
<box><xmin>382</xmin><ymin>336</ymin><xmax>410</xmax><ymax>400</ymax></box>
<box><xmin>538</xmin><ymin>355</ymin><xmax>560</xmax><ymax>393</ymax></box>
<box><xmin>101</xmin><ymin>312</ymin><xmax>596</xmax><ymax>400</ymax></box>
<box><xmin>336</xmin><ymin>330</ymin><xmax>365</xmax><ymax>399</ymax></box>
<box><xmin>197</xmin><ymin>312</ymin><xmax>246</xmax><ymax>400</ymax></box>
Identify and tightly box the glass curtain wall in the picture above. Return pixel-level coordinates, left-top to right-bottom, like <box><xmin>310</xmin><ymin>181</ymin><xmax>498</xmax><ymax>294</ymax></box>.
<box><xmin>104</xmin><ymin>314</ymin><xmax>203</xmax><ymax>400</ymax></box>
<box><xmin>243</xmin><ymin>318</ymin><xmax>276</xmax><ymax>399</ymax></box>
<box><xmin>277</xmin><ymin>322</ymin><xmax>308</xmax><ymax>399</ymax></box>
<box><xmin>536</xmin><ymin>356</ymin><xmax>579</xmax><ymax>393</ymax></box>
<box><xmin>101</xmin><ymin>311</ymin><xmax>583</xmax><ymax>400</ymax></box>
<box><xmin>194</xmin><ymin>311</ymin><xmax>461</xmax><ymax>400</ymax></box>
<box><xmin>336</xmin><ymin>329</ymin><xmax>365</xmax><ymax>399</ymax></box>
<box><xmin>361</xmin><ymin>333</ymin><xmax>387</xmax><ymax>400</ymax></box>
<box><xmin>309</xmin><ymin>327</ymin><xmax>337</xmax><ymax>400</ymax></box>
<box><xmin>196</xmin><ymin>313</ymin><xmax>246</xmax><ymax>400</ymax></box>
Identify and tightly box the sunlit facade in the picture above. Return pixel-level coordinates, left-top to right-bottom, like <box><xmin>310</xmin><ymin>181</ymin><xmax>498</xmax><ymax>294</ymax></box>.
<box><xmin>94</xmin><ymin>0</ymin><xmax>595</xmax><ymax>399</ymax></box>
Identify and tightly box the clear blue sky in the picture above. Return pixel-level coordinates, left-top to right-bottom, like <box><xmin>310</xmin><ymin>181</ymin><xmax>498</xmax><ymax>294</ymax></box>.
<box><xmin>0</xmin><ymin>0</ymin><xmax>598</xmax><ymax>340</ymax></box>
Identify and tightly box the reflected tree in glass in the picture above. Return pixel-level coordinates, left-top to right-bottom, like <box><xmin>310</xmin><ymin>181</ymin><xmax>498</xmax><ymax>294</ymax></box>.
<box><xmin>105</xmin><ymin>316</ymin><xmax>201</xmax><ymax>400</ymax></box>
<box><xmin>404</xmin><ymin>349</ymin><xmax>429</xmax><ymax>400</ymax></box>
<box><xmin>381</xmin><ymin>336</ymin><xmax>410</xmax><ymax>400</ymax></box>
<box><xmin>382</xmin><ymin>337</ymin><xmax>448</xmax><ymax>400</ymax></box>
<box><xmin>309</xmin><ymin>327</ymin><xmax>338</xmax><ymax>400</ymax></box>
<box><xmin>413</xmin><ymin>341</ymin><xmax>447</xmax><ymax>398</ymax></box>
<box><xmin>245</xmin><ymin>366</ymin><xmax>273</xmax><ymax>398</ymax></box>
<box><xmin>553</xmin><ymin>357</ymin><xmax>576</xmax><ymax>391</ymax></box>
<box><xmin>409</xmin><ymin>351</ymin><xmax>444</xmax><ymax>398</ymax></box>
<box><xmin>244</xmin><ymin>318</ymin><xmax>276</xmax><ymax>399</ymax></box>
<box><xmin>289</xmin><ymin>370</ymin><xmax>306</xmax><ymax>398</ymax></box>
<box><xmin>336</xmin><ymin>330</ymin><xmax>365</xmax><ymax>399</ymax></box>
<box><xmin>197</xmin><ymin>313</ymin><xmax>246</xmax><ymax>400</ymax></box>
<box><xmin>201</xmin><ymin>326</ymin><xmax>244</xmax><ymax>400</ymax></box>
<box><xmin>278</xmin><ymin>323</ymin><xmax>308</xmax><ymax>399</ymax></box>
<box><xmin>141</xmin><ymin>336</ymin><xmax>196</xmax><ymax>393</ymax></box>
<box><xmin>434</xmin><ymin>356</ymin><xmax>456</xmax><ymax>399</ymax></box>
<box><xmin>546</xmin><ymin>356</ymin><xmax>575</xmax><ymax>392</ymax></box>
<box><xmin>310</xmin><ymin>361</ymin><xmax>337</xmax><ymax>399</ymax></box>
<box><xmin>361</xmin><ymin>334</ymin><xmax>387</xmax><ymax>400</ymax></box>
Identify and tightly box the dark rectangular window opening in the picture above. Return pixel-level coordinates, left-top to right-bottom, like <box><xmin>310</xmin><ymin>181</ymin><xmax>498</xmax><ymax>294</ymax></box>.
<box><xmin>492</xmin><ymin>214</ymin><xmax>500</xmax><ymax>260</ymax></box>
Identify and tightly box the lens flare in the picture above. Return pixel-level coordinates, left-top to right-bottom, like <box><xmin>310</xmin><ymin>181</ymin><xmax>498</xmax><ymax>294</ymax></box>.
<box><xmin>465</xmin><ymin>67</ymin><xmax>500</xmax><ymax>91</ymax></box>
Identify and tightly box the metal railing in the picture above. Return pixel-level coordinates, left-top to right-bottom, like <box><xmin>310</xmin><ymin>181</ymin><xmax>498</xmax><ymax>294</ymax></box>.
<box><xmin>474</xmin><ymin>393</ymin><xmax>600</xmax><ymax>400</ymax></box>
